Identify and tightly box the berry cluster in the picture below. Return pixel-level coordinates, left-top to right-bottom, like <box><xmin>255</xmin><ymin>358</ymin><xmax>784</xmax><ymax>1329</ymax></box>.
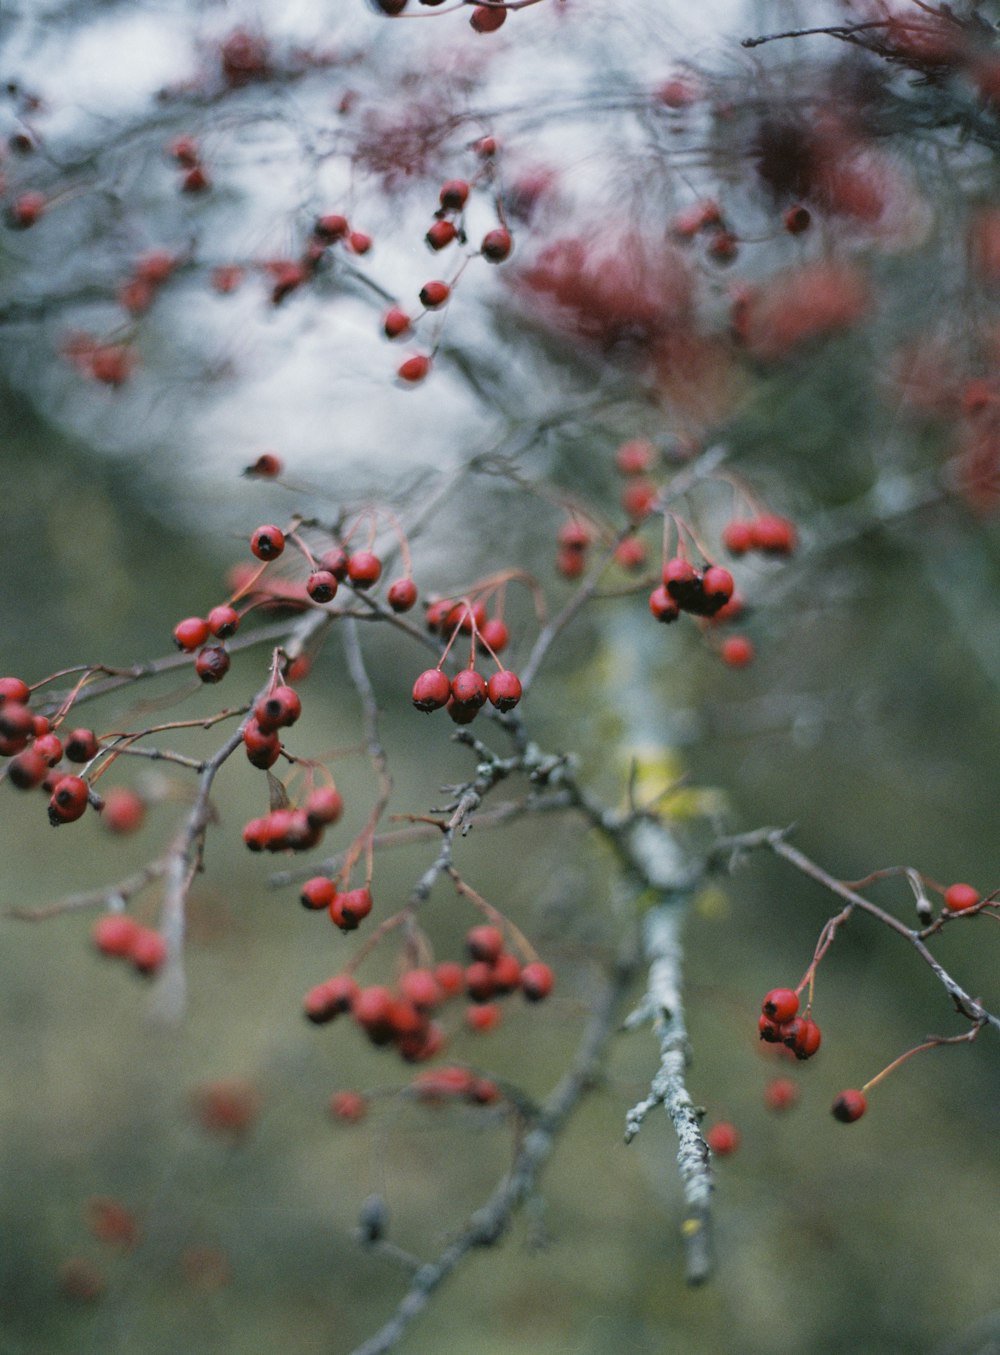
<box><xmin>722</xmin><ymin>515</ymin><xmax>797</xmax><ymax>557</ymax></box>
<box><xmin>242</xmin><ymin>780</ymin><xmax>343</xmax><ymax>856</ymax></box>
<box><xmin>757</xmin><ymin>987</ymin><xmax>822</xmax><ymax>1060</ymax></box>
<box><xmin>649</xmin><ymin>557</ymin><xmax>735</xmax><ymax>625</ymax></box>
<box><xmin>92</xmin><ymin>913</ymin><xmax>167</xmax><ymax>977</ymax></box>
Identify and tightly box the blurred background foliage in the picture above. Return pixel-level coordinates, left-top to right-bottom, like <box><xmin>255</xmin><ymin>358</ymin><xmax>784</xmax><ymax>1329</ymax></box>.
<box><xmin>4</xmin><ymin>2</ymin><xmax>1000</xmax><ymax>1353</ymax></box>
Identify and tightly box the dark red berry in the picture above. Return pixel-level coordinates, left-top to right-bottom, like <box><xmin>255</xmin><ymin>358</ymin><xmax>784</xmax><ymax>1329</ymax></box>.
<box><xmin>347</xmin><ymin>551</ymin><xmax>382</xmax><ymax>587</ymax></box>
<box><xmin>784</xmin><ymin>204</ymin><xmax>811</xmax><ymax>235</ymax></box>
<box><xmin>181</xmin><ymin>165</ymin><xmax>210</xmax><ymax>193</ymax></box>
<box><xmin>490</xmin><ymin>952</ymin><xmax>522</xmax><ymax>994</ymax></box>
<box><xmin>254</xmin><ymin>685</ymin><xmax>301</xmax><ymax>731</ymax></box>
<box><xmin>65</xmin><ymin>729</ymin><xmax>99</xmax><ymax>763</ymax></box>
<box><xmin>663</xmin><ymin>557</ymin><xmax>701</xmax><ymax>609</ymax></box>
<box><xmin>169</xmin><ymin>136</ymin><xmax>199</xmax><ymax>167</ymax></box>
<box><xmin>244</xmin><ymin>453</ymin><xmax>283</xmax><ymax>478</ymax></box>
<box><xmin>48</xmin><ymin>774</ymin><xmax>89</xmax><ymax>825</ymax></box>
<box><xmin>207</xmin><ymin>605</ymin><xmax>240</xmax><ymax>638</ymax></box>
<box><xmin>243</xmin><ymin>718</ymin><xmax>281</xmax><ymax>769</ymax></box>
<box><xmin>332</xmin><ymin>887</ymin><xmax>373</xmax><ymax>931</ymax></box>
<box><xmin>831</xmin><ymin>1089</ymin><xmax>866</xmax><ymax>1123</ymax></box>
<box><xmin>450</xmin><ymin>670</ymin><xmax>488</xmax><ymax>709</ymax></box>
<box><xmin>439</xmin><ymin>179</ymin><xmax>470</xmax><ymax>211</ymax></box>
<box><xmin>487</xmin><ymin>670</ymin><xmax>522</xmax><ymax>711</ymax></box>
<box><xmin>387</xmin><ymin>578</ymin><xmax>418</xmax><ymax>612</ymax></box>
<box><xmin>314</xmin><ymin>213</ymin><xmax>349</xmax><ymax>242</ymax></box>
<box><xmin>419</xmin><ymin>279</ymin><xmax>450</xmax><ymax>309</ymax></box>
<box><xmin>318</xmin><ymin>547</ymin><xmax>350</xmax><ymax>580</ymax></box>
<box><xmin>471</xmin><ymin>5</ymin><xmax>507</xmax><ymax>33</ymax></box>
<box><xmin>250</xmin><ymin>525</ymin><xmax>285</xmax><ymax>560</ymax></box>
<box><xmin>0</xmin><ymin>701</ymin><xmax>34</xmax><ymax>741</ymax></box>
<box><xmin>520</xmin><ymin>961</ymin><xmax>554</xmax><ymax>1001</ymax></box>
<box><xmin>195</xmin><ymin>646</ymin><xmax>230</xmax><ymax>684</ymax></box>
<box><xmin>8</xmin><ymin>748</ymin><xmax>48</xmax><ymax>789</ymax></box>
<box><xmin>465</xmin><ymin>961</ymin><xmax>496</xmax><ymax>1002</ymax></box>
<box><xmin>398</xmin><ymin>354</ymin><xmax>431</xmax><ymax>383</ymax></box>
<box><xmin>0</xmin><ymin>677</ymin><xmax>31</xmax><ymax>705</ymax></box>
<box><xmin>481</xmin><ymin>227</ymin><xmax>512</xmax><ymax>261</ymax></box>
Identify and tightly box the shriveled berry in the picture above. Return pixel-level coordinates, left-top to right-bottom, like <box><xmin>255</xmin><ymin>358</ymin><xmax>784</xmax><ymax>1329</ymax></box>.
<box><xmin>347</xmin><ymin>551</ymin><xmax>382</xmax><ymax>588</ymax></box>
<box><xmin>520</xmin><ymin>961</ymin><xmax>555</xmax><ymax>1002</ymax></box>
<box><xmin>207</xmin><ymin>604</ymin><xmax>240</xmax><ymax>638</ymax></box>
<box><xmin>831</xmin><ymin>1089</ymin><xmax>866</xmax><ymax>1123</ymax></box>
<box><xmin>487</xmin><ymin>670</ymin><xmax>522</xmax><ymax>711</ymax></box>
<box><xmin>195</xmin><ymin>645</ymin><xmax>230</xmax><ymax>683</ymax></box>
<box><xmin>48</xmin><ymin>774</ymin><xmax>89</xmax><ymax>825</ymax></box>
<box><xmin>250</xmin><ymin>525</ymin><xmax>285</xmax><ymax>561</ymax></box>
<box><xmin>173</xmin><ymin>617</ymin><xmax>210</xmax><ymax>652</ymax></box>
<box><xmin>944</xmin><ymin>882</ymin><xmax>980</xmax><ymax>913</ymax></box>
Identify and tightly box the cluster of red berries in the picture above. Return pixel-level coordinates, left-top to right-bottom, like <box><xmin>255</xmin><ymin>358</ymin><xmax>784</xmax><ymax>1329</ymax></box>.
<box><xmin>299</xmin><ymin>878</ymin><xmax>373</xmax><ymax>932</ymax></box>
<box><xmin>758</xmin><ymin>988</ymin><xmax>822</xmax><ymax>1060</ymax></box>
<box><xmin>649</xmin><ymin>557</ymin><xmax>735</xmax><ymax>625</ymax></box>
<box><xmin>425</xmin><ymin>597</ymin><xmax>509</xmax><ymax>653</ymax></box>
<box><xmin>1</xmin><ymin>678</ymin><xmax>106</xmax><ymax>823</ymax></box>
<box><xmin>670</xmin><ymin>198</ymin><xmax>738</xmax><ymax>264</ymax></box>
<box><xmin>62</xmin><ymin>332</ymin><xmax>135</xmax><ymax>387</ymax></box>
<box><xmin>168</xmin><ymin>136</ymin><xmax>210</xmax><ymax>194</ymax></box>
<box><xmin>372</xmin><ymin>0</ymin><xmax>509</xmax><ymax>30</ymax></box>
<box><xmin>722</xmin><ymin>515</ymin><xmax>797</xmax><ymax>557</ymax></box>
<box><xmin>243</xmin><ymin>782</ymin><xmax>343</xmax><ymax>856</ymax></box>
<box><xmin>92</xmin><ymin>912</ymin><xmax>167</xmax><ymax>977</ymax></box>
<box><xmin>118</xmin><ymin>249</ymin><xmax>176</xmax><ymax>318</ymax></box>
<box><xmin>303</xmin><ymin>924</ymin><xmax>554</xmax><ymax>1064</ymax></box>
<box><xmin>613</xmin><ymin>438</ymin><xmax>660</xmax><ymax>525</ymax></box>
<box><xmin>411</xmin><ymin>665</ymin><xmax>521</xmax><ymax>722</ymax></box>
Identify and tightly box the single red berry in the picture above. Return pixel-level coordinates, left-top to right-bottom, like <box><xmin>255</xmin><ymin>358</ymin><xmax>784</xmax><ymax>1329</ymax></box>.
<box><xmin>434</xmin><ymin>961</ymin><xmax>465</xmax><ymax>998</ymax></box>
<box><xmin>254</xmin><ymin>685</ymin><xmax>301</xmax><ymax>731</ymax></box>
<box><xmin>487</xmin><ymin>670</ymin><xmax>522</xmax><ymax>711</ymax></box>
<box><xmin>614</xmin><ymin>439</ymin><xmax>656</xmax><ymax>476</ymax></box>
<box><xmin>419</xmin><ymin>279</ymin><xmax>450</xmax><ymax>309</ymax></box>
<box><xmin>762</xmin><ymin>988</ymin><xmax>799</xmax><ymax>1023</ymax></box>
<box><xmin>207</xmin><ymin>605</ymin><xmax>240</xmax><ymax>639</ymax></box>
<box><xmin>701</xmin><ymin>566</ymin><xmax>735</xmax><ymax>613</ymax></box>
<box><xmin>314</xmin><ymin>213</ymin><xmax>349</xmax><ymax>243</ymax></box>
<box><xmin>425</xmin><ymin>219</ymin><xmax>457</xmax><ymax>251</ymax></box>
<box><xmin>444</xmin><ymin>600</ymin><xmax>486</xmax><ymax>635</ymax></box>
<box><xmin>474</xmin><ymin>135</ymin><xmax>498</xmax><ymax>158</ymax></box>
<box><xmin>92</xmin><ymin>913</ymin><xmax>140</xmax><ymax>958</ymax></box>
<box><xmin>318</xmin><ymin>546</ymin><xmax>350</xmax><ymax>580</ymax></box>
<box><xmin>758</xmin><ymin>1013</ymin><xmax>793</xmax><ymax>1044</ymax></box>
<box><xmin>243</xmin><ymin>718</ymin><xmax>281</xmax><ymax>769</ymax></box>
<box><xmin>250</xmin><ymin>525</ymin><xmax>285</xmax><ymax>560</ymax></box>
<box><xmin>479</xmin><ymin>617</ymin><xmax>509</xmax><ymax>653</ymax></box>
<box><xmin>348</xmin><ymin>230</ymin><xmax>372</xmax><ymax>255</ymax></box>
<box><xmin>466</xmin><ymin>1002</ymin><xmax>501</xmax><ymax>1031</ymax></box>
<box><xmin>7</xmin><ymin>191</ymin><xmax>45</xmax><ymax>228</ymax></box>
<box><xmin>783</xmin><ymin>204</ymin><xmax>811</xmax><ymax>234</ymax></box>
<box><xmin>383</xmin><ymin>307</ymin><xmax>412</xmax><ymax>339</ymax></box>
<box><xmin>244</xmin><ymin>453</ymin><xmax>282</xmax><ymax>478</ymax></box>
<box><xmin>333</xmin><ymin>887</ymin><xmax>373</xmax><ymax>929</ymax></box>
<box><xmin>32</xmin><ymin>732</ymin><xmax>64</xmax><ymax>766</ymax></box>
<box><xmin>706</xmin><ymin>1121</ymin><xmax>740</xmax><ymax>1155</ymax></box>
<box><xmin>329</xmin><ymin>1091</ymin><xmax>367</xmax><ymax>1124</ymax></box>
<box><xmin>648</xmin><ymin>585</ymin><xmax>680</xmax><ymax>624</ymax></box>
<box><xmin>65</xmin><ymin>729</ymin><xmax>99</xmax><ymax>763</ymax></box>
<box><xmin>300</xmin><ymin>876</ymin><xmax>337</xmax><ymax>911</ymax></box>
<box><xmin>615</xmin><ymin>538</ymin><xmax>648</xmax><ymax>572</ymax></box>
<box><xmin>621</xmin><ymin>479</ymin><xmax>657</xmax><ymax>520</ymax></box>
<box><xmin>446</xmin><ymin>696</ymin><xmax>479</xmax><ymax>725</ymax></box>
<box><xmin>195</xmin><ymin>645</ymin><xmax>230</xmax><ymax>684</ymax></box>
<box><xmin>451</xmin><ymin>670</ymin><xmax>488</xmax><ymax>709</ymax></box>
<box><xmin>346</xmin><ymin>551</ymin><xmax>382</xmax><ymax>588</ymax></box>
<box><xmin>305</xmin><ymin>785</ymin><xmax>343</xmax><ymax>826</ymax></box>
<box><xmin>721</xmin><ymin>636</ymin><xmax>755</xmax><ymax>668</ymax></box>
<box><xmin>304</xmin><ymin>974</ymin><xmax>358</xmax><ymax>1023</ymax></box>
<box><xmin>387</xmin><ymin>578</ymin><xmax>418</xmax><ymax>613</ymax></box>
<box><xmin>481</xmin><ymin>227</ymin><xmax>512</xmax><ymax>261</ymax></box>
<box><xmin>8</xmin><ymin>748</ymin><xmax>49</xmax><ymax>790</ymax></box>
<box><xmin>439</xmin><ymin>179</ymin><xmax>470</xmax><ymax>211</ymax></box>
<box><xmin>944</xmin><ymin>882</ymin><xmax>980</xmax><ymax>913</ymax></box>
<box><xmin>520</xmin><ymin>961</ymin><xmax>555</xmax><ymax>1002</ymax></box>
<box><xmin>130</xmin><ymin>926</ymin><xmax>167</xmax><ymax>976</ymax></box>
<box><xmin>490</xmin><ymin>952</ymin><xmax>522</xmax><ymax>994</ymax></box>
<box><xmin>0</xmin><ymin>701</ymin><xmax>34</xmax><ymax>741</ymax></box>
<box><xmin>722</xmin><ymin>520</ymin><xmax>754</xmax><ymax>555</ymax></box>
<box><xmin>556</xmin><ymin>548</ymin><xmax>586</xmax><ymax>579</ymax></box>
<box><xmin>173</xmin><ymin>617</ymin><xmax>211</xmax><ymax>652</ymax></box>
<box><xmin>48</xmin><ymin>774</ymin><xmax>89</xmax><ymax>825</ymax></box>
<box><xmin>102</xmin><ymin>787</ymin><xmax>146</xmax><ymax>834</ymax></box>
<box><xmin>470</xmin><ymin>4</ymin><xmax>507</xmax><ymax>32</ymax></box>
<box><xmin>400</xmin><ymin>968</ymin><xmax>443</xmax><ymax>1010</ymax></box>
<box><xmin>306</xmin><ymin>570</ymin><xmax>338</xmax><ymax>604</ymax></box>
<box><xmin>352</xmin><ymin>986</ymin><xmax>397</xmax><ymax>1044</ymax></box>
<box><xmin>466</xmin><ymin>923</ymin><xmax>504</xmax><ymax>963</ymax></box>
<box><xmin>783</xmin><ymin>1017</ymin><xmax>822</xmax><ymax>1060</ymax></box>
<box><xmin>764</xmin><ymin>1077</ymin><xmax>799</xmax><ymax>1112</ymax></box>
<box><xmin>169</xmin><ymin>136</ymin><xmax>200</xmax><ymax>167</ymax></box>
<box><xmin>467</xmin><ymin>1076</ymin><xmax>501</xmax><ymax>1105</ymax></box>
<box><xmin>465</xmin><ymin>961</ymin><xmax>496</xmax><ymax>1002</ymax></box>
<box><xmin>181</xmin><ymin>165</ymin><xmax>210</xmax><ymax>194</ymax></box>
<box><xmin>663</xmin><ymin>556</ymin><xmax>701</xmax><ymax>607</ymax></box>
<box><xmin>557</xmin><ymin>519</ymin><xmax>591</xmax><ymax>551</ymax></box>
<box><xmin>0</xmin><ymin>677</ymin><xmax>30</xmax><ymax>705</ymax></box>
<box><xmin>707</xmin><ymin>230</ymin><xmax>738</xmax><ymax>264</ymax></box>
<box><xmin>242</xmin><ymin>817</ymin><xmax>269</xmax><ymax>852</ymax></box>
<box><xmin>397</xmin><ymin>354</ymin><xmax>431</xmax><ymax>384</ymax></box>
<box><xmin>831</xmin><ymin>1089</ymin><xmax>867</xmax><ymax>1123</ymax></box>
<box><xmin>134</xmin><ymin>249</ymin><xmax>175</xmax><ymax>285</ymax></box>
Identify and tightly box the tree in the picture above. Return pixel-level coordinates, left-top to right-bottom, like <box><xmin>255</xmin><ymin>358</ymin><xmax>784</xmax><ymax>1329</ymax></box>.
<box><xmin>3</xmin><ymin>2</ymin><xmax>1000</xmax><ymax>1352</ymax></box>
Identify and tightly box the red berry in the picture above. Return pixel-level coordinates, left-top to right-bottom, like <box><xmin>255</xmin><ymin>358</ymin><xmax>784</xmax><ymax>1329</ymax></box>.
<box><xmin>181</xmin><ymin>165</ymin><xmax>210</xmax><ymax>194</ymax></box>
<box><xmin>701</xmin><ymin>565</ymin><xmax>735</xmax><ymax>612</ymax></box>
<box><xmin>944</xmin><ymin>882</ymin><xmax>980</xmax><ymax>913</ymax></box>
<box><xmin>621</xmin><ymin>480</ymin><xmax>657</xmax><ymax>520</ymax></box>
<box><xmin>614</xmin><ymin>439</ymin><xmax>656</xmax><ymax>476</ymax></box>
<box><xmin>314</xmin><ymin>213</ymin><xmax>349</xmax><ymax>242</ymax></box>
<box><xmin>558</xmin><ymin>519</ymin><xmax>591</xmax><ymax>551</ymax></box>
<box><xmin>383</xmin><ymin>307</ymin><xmax>412</xmax><ymax>339</ymax></box>
<box><xmin>648</xmin><ymin>585</ymin><xmax>680</xmax><ymax>624</ymax></box>
<box><xmin>705</xmin><ymin>1121</ymin><xmax>740</xmax><ymax>1155</ymax></box>
<box><xmin>556</xmin><ymin>548</ymin><xmax>586</xmax><ymax>579</ymax></box>
<box><xmin>300</xmin><ymin>876</ymin><xmax>337</xmax><ymax>910</ymax></box>
<box><xmin>412</xmin><ymin>669</ymin><xmax>451</xmax><ymax>712</ymax></box>
<box><xmin>318</xmin><ymin>547</ymin><xmax>350</xmax><ymax>580</ymax></box>
<box><xmin>419</xmin><ymin>279</ymin><xmax>450</xmax><ymax>309</ymax></box>
<box><xmin>399</xmin><ymin>968</ymin><xmax>443</xmax><ymax>1010</ymax></box>
<box><xmin>762</xmin><ymin>988</ymin><xmax>799</xmax><ymax>1023</ymax></box>
<box><xmin>387</xmin><ymin>578</ymin><xmax>418</xmax><ymax>612</ymax></box>
<box><xmin>243</xmin><ymin>718</ymin><xmax>281</xmax><ymax>770</ymax></box>
<box><xmin>0</xmin><ymin>701</ymin><xmax>33</xmax><ymax>742</ymax></box>
<box><xmin>439</xmin><ymin>179</ymin><xmax>470</xmax><ymax>211</ymax></box>
<box><xmin>465</xmin><ymin>961</ymin><xmax>496</xmax><ymax>1002</ymax></box>
<box><xmin>207</xmin><ymin>605</ymin><xmax>240</xmax><ymax>639</ymax></box>
<box><xmin>102</xmin><ymin>787</ymin><xmax>145</xmax><ymax>834</ymax></box>
<box><xmin>244</xmin><ymin>453</ymin><xmax>282</xmax><ymax>478</ymax></box>
<box><xmin>487</xmin><ymin>670</ymin><xmax>522</xmax><ymax>711</ymax></box>
<box><xmin>481</xmin><ymin>227</ymin><xmax>512</xmax><ymax>261</ymax></box>
<box><xmin>346</xmin><ymin>551</ymin><xmax>382</xmax><ymax>588</ymax></box>
<box><xmin>446</xmin><ymin>696</ymin><xmax>479</xmax><ymax>725</ymax></box>
<box><xmin>329</xmin><ymin>1091</ymin><xmax>367</xmax><ymax>1123</ymax></box>
<box><xmin>783</xmin><ymin>204</ymin><xmax>812</xmax><ymax>234</ymax></box>
<box><xmin>169</xmin><ymin>136</ymin><xmax>200</xmax><ymax>167</ymax></box>
<box><xmin>304</xmin><ymin>974</ymin><xmax>358</xmax><ymax>1023</ymax></box>
<box><xmin>173</xmin><ymin>617</ymin><xmax>210</xmax><ymax>652</ymax></box>
<box><xmin>332</xmin><ymin>887</ymin><xmax>373</xmax><ymax>930</ymax></box>
<box><xmin>425</xmin><ymin>220</ymin><xmax>457</xmax><ymax>251</ymax></box>
<box><xmin>305</xmin><ymin>786</ymin><xmax>343</xmax><ymax>826</ymax></box>
<box><xmin>663</xmin><ymin>556</ymin><xmax>700</xmax><ymax>604</ymax></box>
<box><xmin>466</xmin><ymin>1002</ymin><xmax>501</xmax><ymax>1031</ymax></box>
<box><xmin>242</xmin><ymin>817</ymin><xmax>269</xmax><ymax>852</ymax></box>
<box><xmin>520</xmin><ymin>961</ymin><xmax>555</xmax><ymax>1002</ymax></box>
<box><xmin>250</xmin><ymin>525</ymin><xmax>285</xmax><ymax>560</ymax></box>
<box><xmin>783</xmin><ymin>1017</ymin><xmax>822</xmax><ymax>1060</ymax></box>
<box><xmin>195</xmin><ymin>645</ymin><xmax>230</xmax><ymax>684</ymax></box>
<box><xmin>0</xmin><ymin>677</ymin><xmax>30</xmax><ymax>705</ymax></box>
<box><xmin>7</xmin><ymin>191</ymin><xmax>45</xmax><ymax>229</ymax></box>
<box><xmin>707</xmin><ymin>230</ymin><xmax>738</xmax><ymax>264</ymax></box>
<box><xmin>32</xmin><ymin>732</ymin><xmax>63</xmax><ymax>766</ymax></box>
<box><xmin>352</xmin><ymin>986</ymin><xmax>397</xmax><ymax>1043</ymax></box>
<box><xmin>722</xmin><ymin>520</ymin><xmax>754</xmax><ymax>555</ymax></box>
<box><xmin>65</xmin><ymin>729</ymin><xmax>99</xmax><ymax>763</ymax></box>
<box><xmin>721</xmin><ymin>636</ymin><xmax>754</xmax><ymax>668</ymax></box>
<box><xmin>92</xmin><ymin>912</ymin><xmax>140</xmax><ymax>958</ymax></box>
<box><xmin>479</xmin><ymin>617</ymin><xmax>509</xmax><ymax>653</ymax></box>
<box><xmin>254</xmin><ymin>685</ymin><xmax>301</xmax><ymax>732</ymax></box>
<box><xmin>831</xmin><ymin>1089</ymin><xmax>867</xmax><ymax>1123</ymax></box>
<box><xmin>490</xmin><ymin>952</ymin><xmax>522</xmax><ymax>994</ymax></box>
<box><xmin>470</xmin><ymin>4</ymin><xmax>507</xmax><ymax>32</ymax></box>
<box><xmin>466</xmin><ymin>924</ymin><xmax>504</xmax><ymax>963</ymax></box>
<box><xmin>397</xmin><ymin>354</ymin><xmax>431</xmax><ymax>384</ymax></box>
<box><xmin>434</xmin><ymin>961</ymin><xmax>465</xmax><ymax>998</ymax></box>
<box><xmin>615</xmin><ymin>537</ymin><xmax>648</xmax><ymax>572</ymax></box>
<box><xmin>8</xmin><ymin>749</ymin><xmax>49</xmax><ymax>790</ymax></box>
<box><xmin>473</xmin><ymin>136</ymin><xmax>498</xmax><ymax>158</ymax></box>
<box><xmin>48</xmin><ymin>774</ymin><xmax>89</xmax><ymax>825</ymax></box>
<box><xmin>130</xmin><ymin>926</ymin><xmax>167</xmax><ymax>976</ymax></box>
<box><xmin>764</xmin><ymin>1077</ymin><xmax>799</xmax><ymax>1112</ymax></box>
<box><xmin>750</xmin><ymin>514</ymin><xmax>797</xmax><ymax>555</ymax></box>
<box><xmin>348</xmin><ymin>230</ymin><xmax>372</xmax><ymax>255</ymax></box>
<box><xmin>450</xmin><ymin>670</ymin><xmax>488</xmax><ymax>709</ymax></box>
<box><xmin>758</xmin><ymin>1013</ymin><xmax>792</xmax><ymax>1043</ymax></box>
